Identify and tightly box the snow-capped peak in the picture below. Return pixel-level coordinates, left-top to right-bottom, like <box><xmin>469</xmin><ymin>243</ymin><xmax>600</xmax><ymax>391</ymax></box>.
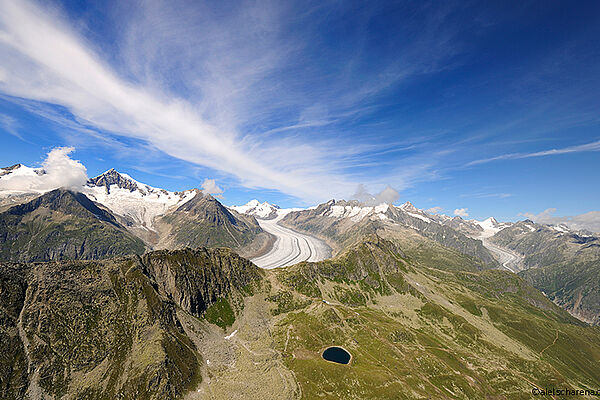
<box><xmin>0</xmin><ymin>164</ymin><xmax>49</xmax><ymax>195</ymax></box>
<box><xmin>472</xmin><ymin>216</ymin><xmax>511</xmax><ymax>238</ymax></box>
<box><xmin>87</xmin><ymin>168</ymin><xmax>165</xmax><ymax>196</ymax></box>
<box><xmin>315</xmin><ymin>200</ymin><xmax>390</xmax><ymax>222</ymax></box>
<box><xmin>0</xmin><ymin>163</ymin><xmax>45</xmax><ymax>180</ymax></box>
<box><xmin>400</xmin><ymin>201</ymin><xmax>418</xmax><ymax>213</ymax></box>
<box><xmin>479</xmin><ymin>217</ymin><xmax>499</xmax><ymax>229</ymax></box>
<box><xmin>82</xmin><ymin>169</ymin><xmax>196</xmax><ymax>231</ymax></box>
<box><xmin>229</xmin><ymin>199</ymin><xmax>281</xmax><ymax>220</ymax></box>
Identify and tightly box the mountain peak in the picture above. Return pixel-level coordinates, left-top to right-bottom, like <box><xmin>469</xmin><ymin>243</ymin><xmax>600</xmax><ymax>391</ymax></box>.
<box><xmin>484</xmin><ymin>216</ymin><xmax>499</xmax><ymax>225</ymax></box>
<box><xmin>400</xmin><ymin>201</ymin><xmax>418</xmax><ymax>212</ymax></box>
<box><xmin>88</xmin><ymin>169</ymin><xmax>140</xmax><ymax>194</ymax></box>
<box><xmin>230</xmin><ymin>199</ymin><xmax>280</xmax><ymax>220</ymax></box>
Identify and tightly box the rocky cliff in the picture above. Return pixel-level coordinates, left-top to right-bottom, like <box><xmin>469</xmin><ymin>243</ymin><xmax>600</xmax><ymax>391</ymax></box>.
<box><xmin>0</xmin><ymin>248</ymin><xmax>263</xmax><ymax>399</ymax></box>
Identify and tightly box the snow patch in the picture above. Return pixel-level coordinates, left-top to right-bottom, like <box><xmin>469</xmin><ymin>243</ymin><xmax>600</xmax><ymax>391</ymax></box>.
<box><xmin>405</xmin><ymin>211</ymin><xmax>431</xmax><ymax>223</ymax></box>
<box><xmin>224</xmin><ymin>329</ymin><xmax>238</xmax><ymax>340</ymax></box>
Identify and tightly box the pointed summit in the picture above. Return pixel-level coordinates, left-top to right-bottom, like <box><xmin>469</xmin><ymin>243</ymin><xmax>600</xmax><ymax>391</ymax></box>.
<box><xmin>88</xmin><ymin>169</ymin><xmax>139</xmax><ymax>194</ymax></box>
<box><xmin>484</xmin><ymin>217</ymin><xmax>499</xmax><ymax>226</ymax></box>
<box><xmin>400</xmin><ymin>201</ymin><xmax>418</xmax><ymax>212</ymax></box>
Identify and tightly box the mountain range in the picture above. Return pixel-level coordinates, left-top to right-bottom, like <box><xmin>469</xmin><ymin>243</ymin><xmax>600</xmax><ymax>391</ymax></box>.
<box><xmin>0</xmin><ymin>162</ymin><xmax>599</xmax><ymax>399</ymax></box>
<box><xmin>0</xmin><ymin>165</ymin><xmax>272</xmax><ymax>261</ymax></box>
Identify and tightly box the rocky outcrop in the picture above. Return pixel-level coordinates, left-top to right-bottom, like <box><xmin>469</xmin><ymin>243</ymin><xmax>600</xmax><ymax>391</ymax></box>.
<box><xmin>87</xmin><ymin>168</ymin><xmax>140</xmax><ymax>194</ymax></box>
<box><xmin>0</xmin><ymin>247</ymin><xmax>263</xmax><ymax>399</ymax></box>
<box><xmin>0</xmin><ymin>264</ymin><xmax>28</xmax><ymax>400</ymax></box>
<box><xmin>142</xmin><ymin>247</ymin><xmax>264</xmax><ymax>317</ymax></box>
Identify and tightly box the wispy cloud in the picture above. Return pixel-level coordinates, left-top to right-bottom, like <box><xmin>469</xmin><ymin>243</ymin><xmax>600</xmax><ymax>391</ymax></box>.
<box><xmin>0</xmin><ymin>113</ymin><xmax>23</xmax><ymax>140</ymax></box>
<box><xmin>520</xmin><ymin>208</ymin><xmax>600</xmax><ymax>233</ymax></box>
<box><xmin>0</xmin><ymin>0</ymin><xmax>462</xmax><ymax>202</ymax></box>
<box><xmin>460</xmin><ymin>191</ymin><xmax>512</xmax><ymax>199</ymax></box>
<box><xmin>466</xmin><ymin>139</ymin><xmax>600</xmax><ymax>166</ymax></box>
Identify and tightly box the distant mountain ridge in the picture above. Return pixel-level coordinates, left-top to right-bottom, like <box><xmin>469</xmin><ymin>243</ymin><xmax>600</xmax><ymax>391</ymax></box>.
<box><xmin>276</xmin><ymin>198</ymin><xmax>500</xmax><ymax>267</ymax></box>
<box><xmin>2</xmin><ymin>163</ymin><xmax>599</xmax><ymax>325</ymax></box>
<box><xmin>0</xmin><ymin>166</ymin><xmax>269</xmax><ymax>262</ymax></box>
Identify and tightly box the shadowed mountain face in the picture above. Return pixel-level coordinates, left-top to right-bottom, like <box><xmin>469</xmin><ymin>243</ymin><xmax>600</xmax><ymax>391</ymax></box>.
<box><xmin>0</xmin><ymin>189</ymin><xmax>146</xmax><ymax>262</ymax></box>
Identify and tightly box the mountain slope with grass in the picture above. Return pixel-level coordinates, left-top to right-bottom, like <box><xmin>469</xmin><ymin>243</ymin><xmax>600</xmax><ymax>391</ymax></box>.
<box><xmin>1</xmin><ymin>232</ymin><xmax>599</xmax><ymax>399</ymax></box>
<box><xmin>0</xmin><ymin>188</ymin><xmax>146</xmax><ymax>262</ymax></box>
<box><xmin>268</xmin><ymin>235</ymin><xmax>600</xmax><ymax>399</ymax></box>
<box><xmin>155</xmin><ymin>192</ymin><xmax>271</xmax><ymax>258</ymax></box>
<box><xmin>0</xmin><ymin>247</ymin><xmax>263</xmax><ymax>400</ymax></box>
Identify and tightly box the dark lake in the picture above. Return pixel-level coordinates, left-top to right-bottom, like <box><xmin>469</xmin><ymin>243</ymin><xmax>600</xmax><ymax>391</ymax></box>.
<box><xmin>322</xmin><ymin>346</ymin><xmax>351</xmax><ymax>364</ymax></box>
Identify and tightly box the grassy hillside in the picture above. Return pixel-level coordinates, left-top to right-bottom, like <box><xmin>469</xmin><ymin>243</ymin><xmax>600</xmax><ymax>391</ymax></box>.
<box><xmin>268</xmin><ymin>236</ymin><xmax>600</xmax><ymax>399</ymax></box>
<box><xmin>1</xmin><ymin>232</ymin><xmax>598</xmax><ymax>399</ymax></box>
<box><xmin>0</xmin><ymin>189</ymin><xmax>146</xmax><ymax>262</ymax></box>
<box><xmin>155</xmin><ymin>193</ymin><xmax>268</xmax><ymax>257</ymax></box>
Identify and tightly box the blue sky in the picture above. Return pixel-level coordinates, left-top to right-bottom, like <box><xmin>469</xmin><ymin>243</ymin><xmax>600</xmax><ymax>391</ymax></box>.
<box><xmin>0</xmin><ymin>0</ymin><xmax>599</xmax><ymax>224</ymax></box>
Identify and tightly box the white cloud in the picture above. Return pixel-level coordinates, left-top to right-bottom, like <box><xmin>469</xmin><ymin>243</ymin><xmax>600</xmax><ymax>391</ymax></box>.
<box><xmin>0</xmin><ymin>0</ymin><xmax>458</xmax><ymax>203</ymax></box>
<box><xmin>0</xmin><ymin>147</ymin><xmax>87</xmax><ymax>192</ymax></box>
<box><xmin>453</xmin><ymin>208</ymin><xmax>469</xmax><ymax>217</ymax></box>
<box><xmin>520</xmin><ymin>208</ymin><xmax>600</xmax><ymax>233</ymax></box>
<box><xmin>352</xmin><ymin>184</ymin><xmax>400</xmax><ymax>205</ymax></box>
<box><xmin>201</xmin><ymin>178</ymin><xmax>224</xmax><ymax>199</ymax></box>
<box><xmin>0</xmin><ymin>113</ymin><xmax>24</xmax><ymax>140</ymax></box>
<box><xmin>426</xmin><ymin>206</ymin><xmax>443</xmax><ymax>214</ymax></box>
<box><xmin>467</xmin><ymin>140</ymin><xmax>600</xmax><ymax>166</ymax></box>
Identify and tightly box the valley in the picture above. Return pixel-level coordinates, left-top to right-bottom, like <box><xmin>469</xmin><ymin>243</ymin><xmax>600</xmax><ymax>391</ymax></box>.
<box><xmin>0</xmin><ymin>164</ymin><xmax>599</xmax><ymax>399</ymax></box>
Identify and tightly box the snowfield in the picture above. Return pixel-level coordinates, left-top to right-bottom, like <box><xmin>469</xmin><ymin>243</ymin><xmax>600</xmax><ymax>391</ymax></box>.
<box><xmin>250</xmin><ymin>214</ymin><xmax>331</xmax><ymax>269</ymax></box>
<box><xmin>82</xmin><ymin>184</ymin><xmax>196</xmax><ymax>231</ymax></box>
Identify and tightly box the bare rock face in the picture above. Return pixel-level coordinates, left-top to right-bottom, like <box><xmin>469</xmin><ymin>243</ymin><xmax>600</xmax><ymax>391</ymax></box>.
<box><xmin>87</xmin><ymin>168</ymin><xmax>140</xmax><ymax>194</ymax></box>
<box><xmin>0</xmin><ymin>247</ymin><xmax>263</xmax><ymax>399</ymax></box>
<box><xmin>142</xmin><ymin>247</ymin><xmax>264</xmax><ymax>317</ymax></box>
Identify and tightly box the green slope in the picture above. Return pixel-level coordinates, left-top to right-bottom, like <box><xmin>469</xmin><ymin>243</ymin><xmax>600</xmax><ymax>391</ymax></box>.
<box><xmin>0</xmin><ymin>189</ymin><xmax>146</xmax><ymax>262</ymax></box>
